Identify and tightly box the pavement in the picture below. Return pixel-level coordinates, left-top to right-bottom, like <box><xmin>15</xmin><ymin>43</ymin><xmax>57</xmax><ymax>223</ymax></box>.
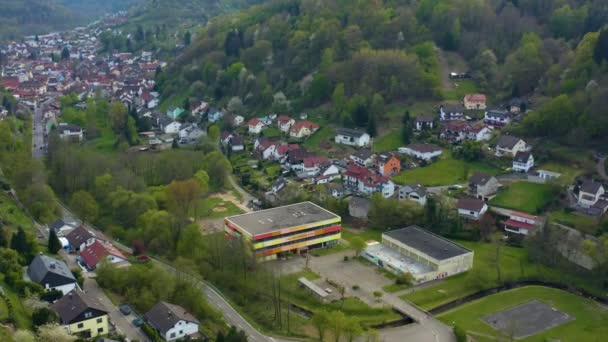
<box><xmin>32</xmin><ymin>97</ymin><xmax>54</xmax><ymax>160</ymax></box>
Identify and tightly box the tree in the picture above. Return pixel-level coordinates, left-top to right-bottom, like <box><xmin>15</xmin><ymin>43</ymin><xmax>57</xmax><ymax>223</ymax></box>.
<box><xmin>0</xmin><ymin>226</ymin><xmax>7</xmax><ymax>248</ymax></box>
<box><xmin>135</xmin><ymin>25</ymin><xmax>145</xmax><ymax>43</ymax></box>
<box><xmin>227</xmin><ymin>97</ymin><xmax>245</xmax><ymax>115</ymax></box>
<box><xmin>36</xmin><ymin>323</ymin><xmax>76</xmax><ymax>342</ymax></box>
<box><xmin>61</xmin><ymin>47</ymin><xmax>70</xmax><ymax>60</ymax></box>
<box><xmin>343</xmin><ymin>317</ymin><xmax>363</xmax><ymax>342</ymax></box>
<box><xmin>332</xmin><ymin>83</ymin><xmax>347</xmax><ymax>115</ymax></box>
<box><xmin>402</xmin><ymin>111</ymin><xmax>412</xmax><ymax>144</ymax></box>
<box><xmin>594</xmin><ymin>27</ymin><xmax>608</xmax><ymax>64</ymax></box>
<box><xmin>350</xmin><ymin>237</ymin><xmax>366</xmax><ymax>257</ymax></box>
<box><xmin>69</xmin><ymin>190</ymin><xmax>98</xmax><ymax>223</ymax></box>
<box><xmin>312</xmin><ymin>310</ymin><xmax>331</xmax><ymax>341</ymax></box>
<box><xmin>13</xmin><ymin>330</ymin><xmax>36</xmax><ymax>342</ymax></box>
<box><xmin>109</xmin><ymin>101</ymin><xmax>128</xmax><ymax>135</ymax></box>
<box><xmin>166</xmin><ymin>179</ymin><xmax>202</xmax><ymax>222</ymax></box>
<box><xmin>328</xmin><ymin>311</ymin><xmax>346</xmax><ymax>342</ymax></box>
<box><xmin>373</xmin><ymin>291</ymin><xmax>383</xmax><ymax>302</ymax></box>
<box><xmin>32</xmin><ymin>307</ymin><xmax>58</xmax><ymax>327</ymax></box>
<box><xmin>479</xmin><ymin>213</ymin><xmax>496</xmax><ymax>242</ymax></box>
<box><xmin>48</xmin><ymin>229</ymin><xmax>62</xmax><ymax>254</ymax></box>
<box><xmin>367</xmin><ymin>111</ymin><xmax>377</xmax><ymax>137</ymax></box>
<box><xmin>184</xmin><ymin>31</ymin><xmax>192</xmax><ymax>46</ymax></box>
<box><xmin>11</xmin><ymin>227</ymin><xmax>36</xmax><ymax>261</ymax></box>
<box><xmin>193</xmin><ymin>170</ymin><xmax>210</xmax><ymax>195</ymax></box>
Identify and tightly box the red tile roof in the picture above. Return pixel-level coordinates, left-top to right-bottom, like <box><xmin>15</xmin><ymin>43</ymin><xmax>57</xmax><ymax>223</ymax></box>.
<box><xmin>290</xmin><ymin>121</ymin><xmax>319</xmax><ymax>132</ymax></box>
<box><xmin>248</xmin><ymin>118</ymin><xmax>261</xmax><ymax>126</ymax></box>
<box><xmin>80</xmin><ymin>241</ymin><xmax>126</xmax><ymax>269</ymax></box>
<box><xmin>464</xmin><ymin>93</ymin><xmax>487</xmax><ymax>102</ymax></box>
<box><xmin>505</xmin><ymin>219</ymin><xmax>536</xmax><ymax>231</ymax></box>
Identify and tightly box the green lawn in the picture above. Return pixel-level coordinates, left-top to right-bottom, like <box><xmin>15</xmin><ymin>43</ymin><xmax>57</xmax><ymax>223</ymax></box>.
<box><xmin>196</xmin><ymin>196</ymin><xmax>243</xmax><ymax>219</ymax></box>
<box><xmin>548</xmin><ymin>210</ymin><xmax>600</xmax><ymax>234</ymax></box>
<box><xmin>263</xmin><ymin>127</ymin><xmax>282</xmax><ymax>139</ymax></box>
<box><xmin>302</xmin><ymin>127</ymin><xmax>335</xmax><ymax>152</ymax></box>
<box><xmin>0</xmin><ymin>279</ymin><xmax>32</xmax><ymax>330</ymax></box>
<box><xmin>442</xmin><ymin>80</ymin><xmax>478</xmax><ymax>101</ymax></box>
<box><xmin>537</xmin><ymin>162</ymin><xmax>583</xmax><ymax>186</ymax></box>
<box><xmin>372</xmin><ymin>129</ymin><xmax>402</xmax><ymax>152</ymax></box>
<box><xmin>392</xmin><ymin>155</ymin><xmax>500</xmax><ymax>186</ymax></box>
<box><xmin>382</xmin><ymin>283</ymin><xmax>410</xmax><ymax>293</ymax></box>
<box><xmin>401</xmin><ymin>240</ymin><xmax>598</xmax><ymax>311</ymax></box>
<box><xmin>0</xmin><ymin>192</ymin><xmax>34</xmax><ymax>230</ymax></box>
<box><xmin>341</xmin><ymin>228</ymin><xmax>382</xmax><ymax>244</ymax></box>
<box><xmin>438</xmin><ymin>286</ymin><xmax>608</xmax><ymax>342</ymax></box>
<box><xmin>490</xmin><ymin>182</ymin><xmax>559</xmax><ymax>214</ymax></box>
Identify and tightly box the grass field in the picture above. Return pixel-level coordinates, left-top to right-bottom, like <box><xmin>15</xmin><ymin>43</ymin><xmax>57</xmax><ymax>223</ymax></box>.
<box><xmin>0</xmin><ymin>192</ymin><xmax>34</xmax><ymax>230</ymax></box>
<box><xmin>537</xmin><ymin>162</ymin><xmax>583</xmax><ymax>186</ymax></box>
<box><xmin>196</xmin><ymin>197</ymin><xmax>243</xmax><ymax>219</ymax></box>
<box><xmin>302</xmin><ymin>127</ymin><xmax>335</xmax><ymax>152</ymax></box>
<box><xmin>400</xmin><ymin>240</ymin><xmax>598</xmax><ymax>311</ymax></box>
<box><xmin>372</xmin><ymin>129</ymin><xmax>402</xmax><ymax>152</ymax></box>
<box><xmin>392</xmin><ymin>154</ymin><xmax>500</xmax><ymax>186</ymax></box>
<box><xmin>442</xmin><ymin>80</ymin><xmax>478</xmax><ymax>101</ymax></box>
<box><xmin>438</xmin><ymin>286</ymin><xmax>608</xmax><ymax>342</ymax></box>
<box><xmin>0</xmin><ymin>279</ymin><xmax>32</xmax><ymax>330</ymax></box>
<box><xmin>548</xmin><ymin>210</ymin><xmax>600</xmax><ymax>234</ymax></box>
<box><xmin>490</xmin><ymin>182</ymin><xmax>559</xmax><ymax>214</ymax></box>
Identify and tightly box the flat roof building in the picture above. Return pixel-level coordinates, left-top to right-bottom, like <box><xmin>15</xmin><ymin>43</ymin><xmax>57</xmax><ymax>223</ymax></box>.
<box><xmin>363</xmin><ymin>226</ymin><xmax>473</xmax><ymax>283</ymax></box>
<box><xmin>225</xmin><ymin>202</ymin><xmax>342</xmax><ymax>260</ymax></box>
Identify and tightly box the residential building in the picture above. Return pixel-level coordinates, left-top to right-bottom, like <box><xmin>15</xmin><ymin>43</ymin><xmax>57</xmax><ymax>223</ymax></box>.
<box><xmin>314</xmin><ymin>163</ymin><xmax>341</xmax><ymax>184</ymax></box>
<box><xmin>495</xmin><ymin>135</ymin><xmax>530</xmax><ymax>157</ymax></box>
<box><xmin>248</xmin><ymin>118</ymin><xmax>264</xmax><ymax>134</ymax></box>
<box><xmin>349</xmin><ymin>197</ymin><xmax>371</xmax><ymax>220</ymax></box>
<box><xmin>178</xmin><ymin>124</ymin><xmax>204</xmax><ymax>144</ymax></box>
<box><xmin>144</xmin><ymin>302</ymin><xmax>200</xmax><ymax>341</ymax></box>
<box><xmin>277</xmin><ymin>115</ymin><xmax>295</xmax><ymax>133</ymax></box>
<box><xmin>191</xmin><ymin>101</ymin><xmax>209</xmax><ymax>116</ymax></box>
<box><xmin>290</xmin><ymin>121</ymin><xmax>319</xmax><ymax>139</ymax></box>
<box><xmin>439</xmin><ymin>104</ymin><xmax>466</xmax><ymax>121</ymax></box>
<box><xmin>300</xmin><ymin>156</ymin><xmax>329</xmax><ymax>178</ymax></box>
<box><xmin>257</xmin><ymin>140</ymin><xmax>277</xmax><ymax>160</ymax></box>
<box><xmin>51</xmin><ymin>290</ymin><xmax>109</xmax><ymax>338</ymax></box>
<box><xmin>27</xmin><ymin>254</ymin><xmax>77</xmax><ymax>295</ymax></box>
<box><xmin>466</xmin><ymin>123</ymin><xmax>493</xmax><ymax>142</ymax></box>
<box><xmin>457</xmin><ymin>198</ymin><xmax>488</xmax><ymax>220</ymax></box>
<box><xmin>463</xmin><ymin>93</ymin><xmax>487</xmax><ymax>110</ymax></box>
<box><xmin>398</xmin><ymin>143</ymin><xmax>443</xmax><ymax>161</ymax></box>
<box><xmin>399</xmin><ymin>184</ymin><xmax>427</xmax><ymax>206</ymax></box>
<box><xmin>362</xmin><ymin>226</ymin><xmax>473</xmax><ymax>283</ymax></box>
<box><xmin>504</xmin><ymin>211</ymin><xmax>541</xmax><ymax>236</ymax></box>
<box><xmin>66</xmin><ymin>226</ymin><xmax>99</xmax><ymax>252</ymax></box>
<box><xmin>376</xmin><ymin>152</ymin><xmax>401</xmax><ymax>176</ymax></box>
<box><xmin>57</xmin><ymin>123</ymin><xmax>84</xmax><ymax>142</ymax></box>
<box><xmin>344</xmin><ymin>164</ymin><xmax>395</xmax><ymax>198</ymax></box>
<box><xmin>334</xmin><ymin>128</ymin><xmax>371</xmax><ymax>147</ymax></box>
<box><xmin>414</xmin><ymin>115</ymin><xmax>435</xmax><ymax>131</ymax></box>
<box><xmin>469</xmin><ymin>172</ymin><xmax>501</xmax><ymax>201</ymax></box>
<box><xmin>326</xmin><ymin>184</ymin><xmax>345</xmax><ymax>198</ymax></box>
<box><xmin>229</xmin><ymin>135</ymin><xmax>245</xmax><ymax>152</ymax></box>
<box><xmin>512</xmin><ymin>151</ymin><xmax>534</xmax><ymax>172</ymax></box>
<box><xmin>224</xmin><ymin>202</ymin><xmax>342</xmax><ymax>260</ymax></box>
<box><xmin>577</xmin><ymin>181</ymin><xmax>608</xmax><ymax>215</ymax></box>
<box><xmin>166</xmin><ymin>107</ymin><xmax>185</xmax><ymax>120</ymax></box>
<box><xmin>207</xmin><ymin>108</ymin><xmax>224</xmax><ymax>123</ymax></box>
<box><xmin>163</xmin><ymin>121</ymin><xmax>182</xmax><ymax>135</ymax></box>
<box><xmin>220</xmin><ymin>131</ymin><xmax>233</xmax><ymax>146</ymax></box>
<box><xmin>80</xmin><ymin>240</ymin><xmax>127</xmax><ymax>270</ymax></box>
<box><xmin>350</xmin><ymin>149</ymin><xmax>375</xmax><ymax>167</ymax></box>
<box><xmin>48</xmin><ymin>219</ymin><xmax>77</xmax><ymax>236</ymax></box>
<box><xmin>484</xmin><ymin>108</ymin><xmax>512</xmax><ymax>127</ymax></box>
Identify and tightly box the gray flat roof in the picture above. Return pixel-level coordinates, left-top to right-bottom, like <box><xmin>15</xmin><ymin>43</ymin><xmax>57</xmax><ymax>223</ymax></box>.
<box><xmin>226</xmin><ymin>202</ymin><xmax>340</xmax><ymax>236</ymax></box>
<box><xmin>383</xmin><ymin>226</ymin><xmax>471</xmax><ymax>260</ymax></box>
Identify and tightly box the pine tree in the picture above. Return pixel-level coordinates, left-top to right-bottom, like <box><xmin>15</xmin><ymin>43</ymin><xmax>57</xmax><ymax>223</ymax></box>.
<box><xmin>367</xmin><ymin>111</ymin><xmax>377</xmax><ymax>137</ymax></box>
<box><xmin>48</xmin><ymin>229</ymin><xmax>62</xmax><ymax>254</ymax></box>
<box><xmin>184</xmin><ymin>31</ymin><xmax>191</xmax><ymax>46</ymax></box>
<box><xmin>10</xmin><ymin>227</ymin><xmax>28</xmax><ymax>254</ymax></box>
<box><xmin>0</xmin><ymin>226</ymin><xmax>7</xmax><ymax>248</ymax></box>
<box><xmin>401</xmin><ymin>111</ymin><xmax>412</xmax><ymax>144</ymax></box>
<box><xmin>593</xmin><ymin>27</ymin><xmax>608</xmax><ymax>64</ymax></box>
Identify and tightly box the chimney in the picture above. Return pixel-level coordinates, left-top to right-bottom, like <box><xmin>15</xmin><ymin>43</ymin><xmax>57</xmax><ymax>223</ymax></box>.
<box><xmin>50</xmin><ymin>262</ymin><xmax>56</xmax><ymax>269</ymax></box>
<box><xmin>167</xmin><ymin>311</ymin><xmax>172</xmax><ymax>318</ymax></box>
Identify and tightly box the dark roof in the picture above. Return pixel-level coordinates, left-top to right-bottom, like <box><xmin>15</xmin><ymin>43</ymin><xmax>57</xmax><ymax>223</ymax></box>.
<box><xmin>27</xmin><ymin>254</ymin><xmax>76</xmax><ymax>285</ymax></box>
<box><xmin>406</xmin><ymin>143</ymin><xmax>442</xmax><ymax>153</ymax></box>
<box><xmin>384</xmin><ymin>226</ymin><xmax>472</xmax><ymax>260</ymax></box>
<box><xmin>144</xmin><ymin>302</ymin><xmax>200</xmax><ymax>335</ymax></box>
<box><xmin>48</xmin><ymin>219</ymin><xmax>73</xmax><ymax>231</ymax></box>
<box><xmin>486</xmin><ymin>109</ymin><xmax>511</xmax><ymax>118</ymax></box>
<box><xmin>352</xmin><ymin>148</ymin><xmax>374</xmax><ymax>160</ymax></box>
<box><xmin>66</xmin><ymin>226</ymin><xmax>95</xmax><ymax>247</ymax></box>
<box><xmin>416</xmin><ymin>115</ymin><xmax>434</xmax><ymax>122</ymax></box>
<box><xmin>336</xmin><ymin>128</ymin><xmax>368</xmax><ymax>138</ymax></box>
<box><xmin>400</xmin><ymin>184</ymin><xmax>426</xmax><ymax>197</ymax></box>
<box><xmin>349</xmin><ymin>196</ymin><xmax>371</xmax><ymax>211</ymax></box>
<box><xmin>377</xmin><ymin>152</ymin><xmax>395</xmax><ymax>162</ymax></box>
<box><xmin>580</xmin><ymin>180</ymin><xmax>604</xmax><ymax>194</ymax></box>
<box><xmin>496</xmin><ymin>135</ymin><xmax>522</xmax><ymax>149</ymax></box>
<box><xmin>57</xmin><ymin>124</ymin><xmax>83</xmax><ymax>134</ymax></box>
<box><xmin>469</xmin><ymin>172</ymin><xmax>493</xmax><ymax>186</ymax></box>
<box><xmin>457</xmin><ymin>198</ymin><xmax>486</xmax><ymax>212</ymax></box>
<box><xmin>225</xmin><ymin>202</ymin><xmax>340</xmax><ymax>236</ymax></box>
<box><xmin>514</xmin><ymin>151</ymin><xmax>532</xmax><ymax>163</ymax></box>
<box><xmin>51</xmin><ymin>290</ymin><xmax>107</xmax><ymax>324</ymax></box>
<box><xmin>440</xmin><ymin>104</ymin><xmax>466</xmax><ymax>113</ymax></box>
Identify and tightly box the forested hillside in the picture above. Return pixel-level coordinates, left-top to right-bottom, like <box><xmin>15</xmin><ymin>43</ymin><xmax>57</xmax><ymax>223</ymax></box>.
<box><xmin>0</xmin><ymin>0</ymin><xmax>140</xmax><ymax>42</ymax></box>
<box><xmin>158</xmin><ymin>0</ymin><xmax>608</xmax><ymax>146</ymax></box>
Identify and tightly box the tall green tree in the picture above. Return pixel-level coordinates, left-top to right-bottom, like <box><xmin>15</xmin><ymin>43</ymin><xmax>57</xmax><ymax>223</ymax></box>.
<box><xmin>69</xmin><ymin>190</ymin><xmax>99</xmax><ymax>223</ymax></box>
<box><xmin>184</xmin><ymin>31</ymin><xmax>191</xmax><ymax>46</ymax></box>
<box><xmin>48</xmin><ymin>229</ymin><xmax>62</xmax><ymax>254</ymax></box>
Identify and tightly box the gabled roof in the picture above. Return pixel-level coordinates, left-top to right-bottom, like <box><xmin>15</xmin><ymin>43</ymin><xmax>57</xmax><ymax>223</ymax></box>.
<box><xmin>303</xmin><ymin>156</ymin><xmax>329</xmax><ymax>168</ymax></box>
<box><xmin>51</xmin><ymin>290</ymin><xmax>107</xmax><ymax>324</ymax></box>
<box><xmin>514</xmin><ymin>151</ymin><xmax>532</xmax><ymax>163</ymax></box>
<box><xmin>277</xmin><ymin>115</ymin><xmax>293</xmax><ymax>124</ymax></box>
<box><xmin>336</xmin><ymin>128</ymin><xmax>368</xmax><ymax>138</ymax></box>
<box><xmin>469</xmin><ymin>172</ymin><xmax>494</xmax><ymax>186</ymax></box>
<box><xmin>66</xmin><ymin>226</ymin><xmax>95</xmax><ymax>247</ymax></box>
<box><xmin>248</xmin><ymin>118</ymin><xmax>262</xmax><ymax>126</ymax></box>
<box><xmin>80</xmin><ymin>240</ymin><xmax>126</xmax><ymax>269</ymax></box>
<box><xmin>144</xmin><ymin>302</ymin><xmax>200</xmax><ymax>335</ymax></box>
<box><xmin>291</xmin><ymin>121</ymin><xmax>319</xmax><ymax>132</ymax></box>
<box><xmin>496</xmin><ymin>135</ymin><xmax>522</xmax><ymax>149</ymax></box>
<box><xmin>457</xmin><ymin>198</ymin><xmax>486</xmax><ymax>212</ymax></box>
<box><xmin>405</xmin><ymin>143</ymin><xmax>442</xmax><ymax>153</ymax></box>
<box><xmin>351</xmin><ymin>148</ymin><xmax>374</xmax><ymax>160</ymax></box>
<box><xmin>400</xmin><ymin>184</ymin><xmax>426</xmax><ymax>197</ymax></box>
<box><xmin>415</xmin><ymin>115</ymin><xmax>435</xmax><ymax>123</ymax></box>
<box><xmin>440</xmin><ymin>104</ymin><xmax>466</xmax><ymax>114</ymax></box>
<box><xmin>580</xmin><ymin>180</ymin><xmax>604</xmax><ymax>194</ymax></box>
<box><xmin>464</xmin><ymin>93</ymin><xmax>486</xmax><ymax>102</ymax></box>
<box><xmin>27</xmin><ymin>254</ymin><xmax>76</xmax><ymax>285</ymax></box>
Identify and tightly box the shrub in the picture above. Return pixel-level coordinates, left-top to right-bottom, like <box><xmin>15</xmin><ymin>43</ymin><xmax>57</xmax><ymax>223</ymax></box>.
<box><xmin>352</xmin><ymin>285</ymin><xmax>360</xmax><ymax>290</ymax></box>
<box><xmin>142</xmin><ymin>323</ymin><xmax>163</xmax><ymax>342</ymax></box>
<box><xmin>40</xmin><ymin>289</ymin><xmax>63</xmax><ymax>302</ymax></box>
<box><xmin>343</xmin><ymin>255</ymin><xmax>349</xmax><ymax>262</ymax></box>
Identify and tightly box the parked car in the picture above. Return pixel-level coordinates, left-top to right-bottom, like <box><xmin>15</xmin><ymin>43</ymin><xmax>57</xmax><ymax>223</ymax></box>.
<box><xmin>119</xmin><ymin>304</ymin><xmax>132</xmax><ymax>315</ymax></box>
<box><xmin>448</xmin><ymin>184</ymin><xmax>463</xmax><ymax>190</ymax></box>
<box><xmin>132</xmin><ymin>318</ymin><xmax>144</xmax><ymax>327</ymax></box>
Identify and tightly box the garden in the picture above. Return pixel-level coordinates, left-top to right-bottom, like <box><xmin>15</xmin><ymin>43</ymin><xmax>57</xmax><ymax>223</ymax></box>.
<box><xmin>490</xmin><ymin>181</ymin><xmax>559</xmax><ymax>214</ymax></box>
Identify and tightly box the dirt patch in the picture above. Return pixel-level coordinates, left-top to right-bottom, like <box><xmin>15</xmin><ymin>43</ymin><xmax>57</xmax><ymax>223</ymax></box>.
<box><xmin>213</xmin><ymin>206</ymin><xmax>227</xmax><ymax>212</ymax></box>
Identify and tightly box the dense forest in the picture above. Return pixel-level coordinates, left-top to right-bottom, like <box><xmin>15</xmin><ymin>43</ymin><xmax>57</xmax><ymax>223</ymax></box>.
<box><xmin>0</xmin><ymin>0</ymin><xmax>141</xmax><ymax>42</ymax></box>
<box><xmin>158</xmin><ymin>0</ymin><xmax>608</xmax><ymax>146</ymax></box>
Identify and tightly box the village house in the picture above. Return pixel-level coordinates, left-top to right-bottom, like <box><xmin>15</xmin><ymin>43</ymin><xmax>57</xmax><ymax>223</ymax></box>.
<box><xmin>66</xmin><ymin>226</ymin><xmax>100</xmax><ymax>252</ymax></box>
<box><xmin>57</xmin><ymin>123</ymin><xmax>84</xmax><ymax>142</ymax></box>
<box><xmin>512</xmin><ymin>151</ymin><xmax>534</xmax><ymax>173</ymax></box>
<box><xmin>334</xmin><ymin>128</ymin><xmax>371</xmax><ymax>147</ymax></box>
<box><xmin>48</xmin><ymin>218</ymin><xmax>77</xmax><ymax>237</ymax></box>
<box><xmin>440</xmin><ymin>120</ymin><xmax>469</xmax><ymax>143</ymax></box>
<box><xmin>208</xmin><ymin>108</ymin><xmax>225</xmax><ymax>123</ymax></box>
<box><xmin>457</xmin><ymin>198</ymin><xmax>488</xmax><ymax>221</ymax></box>
<box><xmin>290</xmin><ymin>121</ymin><xmax>319</xmax><ymax>139</ymax></box>
<box><xmin>349</xmin><ymin>196</ymin><xmax>371</xmax><ymax>220</ymax></box>
<box><xmin>274</xmin><ymin>144</ymin><xmax>300</xmax><ymax>163</ymax></box>
<box><xmin>248</xmin><ymin>118</ymin><xmax>264</xmax><ymax>134</ymax></box>
<box><xmin>376</xmin><ymin>152</ymin><xmax>401</xmax><ymax>176</ymax></box>
<box><xmin>350</xmin><ymin>149</ymin><xmax>375</xmax><ymax>167</ymax></box>
<box><xmin>277</xmin><ymin>115</ymin><xmax>295</xmax><ymax>133</ymax></box>
<box><xmin>484</xmin><ymin>108</ymin><xmax>513</xmax><ymax>127</ymax></box>
<box><xmin>178</xmin><ymin>124</ymin><xmax>205</xmax><ymax>144</ymax></box>
<box><xmin>164</xmin><ymin>121</ymin><xmax>182</xmax><ymax>135</ymax></box>
<box><xmin>80</xmin><ymin>240</ymin><xmax>128</xmax><ymax>270</ymax></box>
<box><xmin>399</xmin><ymin>184</ymin><xmax>427</xmax><ymax>206</ymax></box>
<box><xmin>463</xmin><ymin>93</ymin><xmax>487</xmax><ymax>110</ymax></box>
<box><xmin>577</xmin><ymin>180</ymin><xmax>608</xmax><ymax>215</ymax></box>
<box><xmin>300</xmin><ymin>156</ymin><xmax>329</xmax><ymax>178</ymax></box>
<box><xmin>439</xmin><ymin>104</ymin><xmax>466</xmax><ymax>121</ymax></box>
<box><xmin>27</xmin><ymin>254</ymin><xmax>78</xmax><ymax>295</ymax></box>
<box><xmin>326</xmin><ymin>183</ymin><xmax>346</xmax><ymax>198</ymax></box>
<box><xmin>469</xmin><ymin>172</ymin><xmax>501</xmax><ymax>201</ymax></box>
<box><xmin>257</xmin><ymin>140</ymin><xmax>278</xmax><ymax>160</ymax></box>
<box><xmin>495</xmin><ymin>135</ymin><xmax>530</xmax><ymax>157</ymax></box>
<box><xmin>220</xmin><ymin>131</ymin><xmax>233</xmax><ymax>146</ymax></box>
<box><xmin>414</xmin><ymin>115</ymin><xmax>435</xmax><ymax>131</ymax></box>
<box><xmin>399</xmin><ymin>143</ymin><xmax>443</xmax><ymax>161</ymax></box>
<box><xmin>344</xmin><ymin>164</ymin><xmax>395</xmax><ymax>198</ymax></box>
<box><xmin>144</xmin><ymin>302</ymin><xmax>200</xmax><ymax>342</ymax></box>
<box><xmin>191</xmin><ymin>101</ymin><xmax>209</xmax><ymax>116</ymax></box>
<box><xmin>314</xmin><ymin>163</ymin><xmax>341</xmax><ymax>184</ymax></box>
<box><xmin>51</xmin><ymin>290</ymin><xmax>109</xmax><ymax>338</ymax></box>
<box><xmin>504</xmin><ymin>211</ymin><xmax>541</xmax><ymax>236</ymax></box>
<box><xmin>467</xmin><ymin>123</ymin><xmax>493</xmax><ymax>142</ymax></box>
<box><xmin>229</xmin><ymin>135</ymin><xmax>245</xmax><ymax>152</ymax></box>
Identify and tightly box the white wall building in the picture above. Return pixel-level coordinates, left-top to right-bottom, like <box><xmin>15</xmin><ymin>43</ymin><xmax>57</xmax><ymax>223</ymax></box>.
<box><xmin>398</xmin><ymin>143</ymin><xmax>443</xmax><ymax>161</ymax></box>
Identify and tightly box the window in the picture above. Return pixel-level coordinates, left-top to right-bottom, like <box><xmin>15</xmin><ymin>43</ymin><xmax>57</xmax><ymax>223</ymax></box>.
<box><xmin>84</xmin><ymin>311</ymin><xmax>92</xmax><ymax>318</ymax></box>
<box><xmin>77</xmin><ymin>323</ymin><xmax>84</xmax><ymax>329</ymax></box>
<box><xmin>170</xmin><ymin>333</ymin><xmax>176</xmax><ymax>338</ymax></box>
<box><xmin>96</xmin><ymin>318</ymin><xmax>103</xmax><ymax>323</ymax></box>
<box><xmin>179</xmin><ymin>330</ymin><xmax>183</xmax><ymax>334</ymax></box>
<box><xmin>97</xmin><ymin>328</ymin><xmax>104</xmax><ymax>333</ymax></box>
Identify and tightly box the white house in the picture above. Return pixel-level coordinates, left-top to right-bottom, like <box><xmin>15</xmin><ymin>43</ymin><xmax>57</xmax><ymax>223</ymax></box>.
<box><xmin>233</xmin><ymin>115</ymin><xmax>245</xmax><ymax>126</ymax></box>
<box><xmin>467</xmin><ymin>124</ymin><xmax>493</xmax><ymax>142</ymax></box>
<box><xmin>164</xmin><ymin>121</ymin><xmax>182</xmax><ymax>135</ymax></box>
<box><xmin>457</xmin><ymin>198</ymin><xmax>488</xmax><ymax>221</ymax></box>
<box><xmin>57</xmin><ymin>123</ymin><xmax>84</xmax><ymax>142</ymax></box>
<box><xmin>414</xmin><ymin>115</ymin><xmax>435</xmax><ymax>131</ymax></box>
<box><xmin>350</xmin><ymin>149</ymin><xmax>375</xmax><ymax>167</ymax></box>
<box><xmin>537</xmin><ymin>170</ymin><xmax>561</xmax><ymax>181</ymax></box>
<box><xmin>484</xmin><ymin>109</ymin><xmax>512</xmax><ymax>127</ymax></box>
<box><xmin>314</xmin><ymin>163</ymin><xmax>341</xmax><ymax>184</ymax></box>
<box><xmin>27</xmin><ymin>254</ymin><xmax>78</xmax><ymax>295</ymax></box>
<box><xmin>257</xmin><ymin>141</ymin><xmax>277</xmax><ymax>160</ymax></box>
<box><xmin>512</xmin><ymin>151</ymin><xmax>534</xmax><ymax>172</ymax></box>
<box><xmin>144</xmin><ymin>302</ymin><xmax>200</xmax><ymax>341</ymax></box>
<box><xmin>504</xmin><ymin>211</ymin><xmax>540</xmax><ymax>236</ymax></box>
<box><xmin>277</xmin><ymin>115</ymin><xmax>295</xmax><ymax>133</ymax></box>
<box><xmin>495</xmin><ymin>135</ymin><xmax>530</xmax><ymax>157</ymax></box>
<box><xmin>439</xmin><ymin>104</ymin><xmax>466</xmax><ymax>121</ymax></box>
<box><xmin>463</xmin><ymin>93</ymin><xmax>487</xmax><ymax>110</ymax></box>
<box><xmin>398</xmin><ymin>143</ymin><xmax>443</xmax><ymax>161</ymax></box>
<box><xmin>334</xmin><ymin>128</ymin><xmax>371</xmax><ymax>147</ymax></box>
<box><xmin>578</xmin><ymin>181</ymin><xmax>606</xmax><ymax>208</ymax></box>
<box><xmin>248</xmin><ymin>118</ymin><xmax>264</xmax><ymax>134</ymax></box>
<box><xmin>399</xmin><ymin>184</ymin><xmax>427</xmax><ymax>206</ymax></box>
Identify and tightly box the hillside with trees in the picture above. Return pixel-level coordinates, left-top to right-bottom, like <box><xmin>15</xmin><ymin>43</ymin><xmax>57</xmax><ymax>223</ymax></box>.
<box><xmin>158</xmin><ymin>0</ymin><xmax>608</xmax><ymax>146</ymax></box>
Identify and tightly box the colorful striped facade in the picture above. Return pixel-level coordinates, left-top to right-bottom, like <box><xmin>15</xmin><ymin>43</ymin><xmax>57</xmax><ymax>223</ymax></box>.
<box><xmin>224</xmin><ymin>209</ymin><xmax>341</xmax><ymax>260</ymax></box>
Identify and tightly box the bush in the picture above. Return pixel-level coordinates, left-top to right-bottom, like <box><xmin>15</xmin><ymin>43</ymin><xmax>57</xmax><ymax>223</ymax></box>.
<box><xmin>32</xmin><ymin>307</ymin><xmax>58</xmax><ymax>327</ymax></box>
<box><xmin>352</xmin><ymin>285</ymin><xmax>360</xmax><ymax>290</ymax></box>
<box><xmin>71</xmin><ymin>268</ymin><xmax>84</xmax><ymax>288</ymax></box>
<box><xmin>142</xmin><ymin>323</ymin><xmax>163</xmax><ymax>342</ymax></box>
<box><xmin>343</xmin><ymin>255</ymin><xmax>349</xmax><ymax>262</ymax></box>
<box><xmin>454</xmin><ymin>325</ymin><xmax>467</xmax><ymax>342</ymax></box>
<box><xmin>15</xmin><ymin>280</ymin><xmax>44</xmax><ymax>297</ymax></box>
<box><xmin>39</xmin><ymin>289</ymin><xmax>63</xmax><ymax>302</ymax></box>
